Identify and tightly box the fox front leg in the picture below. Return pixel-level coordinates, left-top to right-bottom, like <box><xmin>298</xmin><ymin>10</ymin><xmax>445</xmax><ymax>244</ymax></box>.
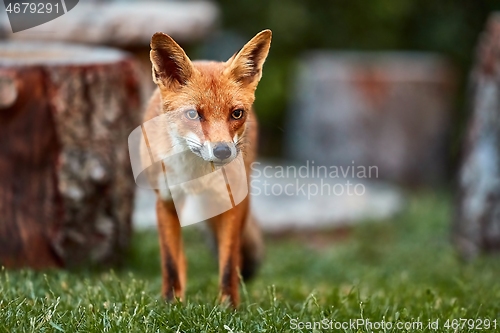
<box><xmin>209</xmin><ymin>197</ymin><xmax>249</xmax><ymax>306</ymax></box>
<box><xmin>156</xmin><ymin>199</ymin><xmax>186</xmax><ymax>301</ymax></box>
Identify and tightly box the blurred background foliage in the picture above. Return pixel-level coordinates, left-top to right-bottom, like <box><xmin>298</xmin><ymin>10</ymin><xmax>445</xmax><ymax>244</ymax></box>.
<box><xmin>208</xmin><ymin>0</ymin><xmax>500</xmax><ymax>160</ymax></box>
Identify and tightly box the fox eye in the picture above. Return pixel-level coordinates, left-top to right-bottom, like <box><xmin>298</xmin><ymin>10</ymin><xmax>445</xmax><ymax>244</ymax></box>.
<box><xmin>231</xmin><ymin>109</ymin><xmax>244</xmax><ymax>120</ymax></box>
<box><xmin>185</xmin><ymin>110</ymin><xmax>199</xmax><ymax>120</ymax></box>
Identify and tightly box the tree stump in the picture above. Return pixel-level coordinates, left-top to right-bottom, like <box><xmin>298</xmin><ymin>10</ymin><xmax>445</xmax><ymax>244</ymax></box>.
<box><xmin>0</xmin><ymin>41</ymin><xmax>141</xmax><ymax>268</ymax></box>
<box><xmin>285</xmin><ymin>52</ymin><xmax>455</xmax><ymax>185</ymax></box>
<box><xmin>454</xmin><ymin>13</ymin><xmax>500</xmax><ymax>260</ymax></box>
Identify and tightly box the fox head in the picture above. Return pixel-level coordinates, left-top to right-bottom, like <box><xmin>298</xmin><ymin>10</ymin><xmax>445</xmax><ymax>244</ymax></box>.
<box><xmin>149</xmin><ymin>30</ymin><xmax>272</xmax><ymax>164</ymax></box>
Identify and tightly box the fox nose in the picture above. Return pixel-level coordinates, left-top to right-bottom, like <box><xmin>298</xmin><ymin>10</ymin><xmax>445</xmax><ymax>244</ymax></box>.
<box><xmin>213</xmin><ymin>142</ymin><xmax>232</xmax><ymax>160</ymax></box>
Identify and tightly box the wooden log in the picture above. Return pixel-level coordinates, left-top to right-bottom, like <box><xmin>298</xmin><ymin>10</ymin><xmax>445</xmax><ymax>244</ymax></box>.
<box><xmin>454</xmin><ymin>13</ymin><xmax>500</xmax><ymax>260</ymax></box>
<box><xmin>1</xmin><ymin>2</ymin><xmax>219</xmax><ymax>46</ymax></box>
<box><xmin>0</xmin><ymin>41</ymin><xmax>141</xmax><ymax>268</ymax></box>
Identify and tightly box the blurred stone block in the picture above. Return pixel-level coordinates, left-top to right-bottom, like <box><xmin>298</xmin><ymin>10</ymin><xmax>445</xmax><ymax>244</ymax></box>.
<box><xmin>285</xmin><ymin>52</ymin><xmax>455</xmax><ymax>184</ymax></box>
<box><xmin>249</xmin><ymin>160</ymin><xmax>404</xmax><ymax>232</ymax></box>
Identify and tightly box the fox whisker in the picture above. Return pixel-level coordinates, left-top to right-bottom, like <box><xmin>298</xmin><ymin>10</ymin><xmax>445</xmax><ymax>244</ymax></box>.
<box><xmin>185</xmin><ymin>139</ymin><xmax>203</xmax><ymax>148</ymax></box>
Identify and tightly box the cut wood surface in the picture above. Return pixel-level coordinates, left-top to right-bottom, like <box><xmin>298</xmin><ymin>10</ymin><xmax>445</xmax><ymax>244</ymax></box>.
<box><xmin>0</xmin><ymin>41</ymin><xmax>141</xmax><ymax>268</ymax></box>
<box><xmin>454</xmin><ymin>13</ymin><xmax>500</xmax><ymax>260</ymax></box>
<box><xmin>0</xmin><ymin>2</ymin><xmax>219</xmax><ymax>46</ymax></box>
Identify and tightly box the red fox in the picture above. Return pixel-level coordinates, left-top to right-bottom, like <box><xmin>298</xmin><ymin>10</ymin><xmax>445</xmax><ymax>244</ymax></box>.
<box><xmin>140</xmin><ymin>30</ymin><xmax>272</xmax><ymax>306</ymax></box>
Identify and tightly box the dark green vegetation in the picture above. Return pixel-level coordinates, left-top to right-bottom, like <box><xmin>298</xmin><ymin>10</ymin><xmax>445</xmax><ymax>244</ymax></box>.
<box><xmin>1</xmin><ymin>192</ymin><xmax>500</xmax><ymax>332</ymax></box>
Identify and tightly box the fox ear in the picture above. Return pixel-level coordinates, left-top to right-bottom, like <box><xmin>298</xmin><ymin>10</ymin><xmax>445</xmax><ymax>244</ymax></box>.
<box><xmin>150</xmin><ymin>32</ymin><xmax>194</xmax><ymax>88</ymax></box>
<box><xmin>225</xmin><ymin>30</ymin><xmax>272</xmax><ymax>86</ymax></box>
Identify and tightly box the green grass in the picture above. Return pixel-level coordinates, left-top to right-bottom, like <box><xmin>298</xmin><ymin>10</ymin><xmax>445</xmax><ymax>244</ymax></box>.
<box><xmin>2</xmin><ymin>191</ymin><xmax>500</xmax><ymax>332</ymax></box>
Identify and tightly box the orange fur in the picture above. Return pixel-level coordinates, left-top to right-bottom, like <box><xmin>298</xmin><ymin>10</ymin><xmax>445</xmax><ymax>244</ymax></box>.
<box><xmin>143</xmin><ymin>30</ymin><xmax>271</xmax><ymax>306</ymax></box>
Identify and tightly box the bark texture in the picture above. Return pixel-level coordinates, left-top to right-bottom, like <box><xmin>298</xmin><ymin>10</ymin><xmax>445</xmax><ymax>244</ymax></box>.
<box><xmin>454</xmin><ymin>13</ymin><xmax>500</xmax><ymax>260</ymax></box>
<box><xmin>0</xmin><ymin>41</ymin><xmax>141</xmax><ymax>268</ymax></box>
